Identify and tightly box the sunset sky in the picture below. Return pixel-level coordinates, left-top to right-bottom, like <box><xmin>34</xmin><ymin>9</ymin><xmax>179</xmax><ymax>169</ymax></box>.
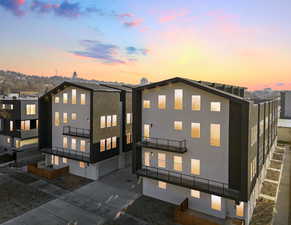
<box><xmin>0</xmin><ymin>0</ymin><xmax>291</xmax><ymax>90</ymax></box>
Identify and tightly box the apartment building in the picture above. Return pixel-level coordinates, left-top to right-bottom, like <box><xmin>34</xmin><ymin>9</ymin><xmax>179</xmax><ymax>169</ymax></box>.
<box><xmin>39</xmin><ymin>81</ymin><xmax>132</xmax><ymax>180</ymax></box>
<box><xmin>0</xmin><ymin>95</ymin><xmax>39</xmax><ymax>156</ymax></box>
<box><xmin>132</xmin><ymin>77</ymin><xmax>279</xmax><ymax>224</ymax></box>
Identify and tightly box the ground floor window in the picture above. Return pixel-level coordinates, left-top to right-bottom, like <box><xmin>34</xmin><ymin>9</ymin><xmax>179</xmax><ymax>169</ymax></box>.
<box><xmin>211</xmin><ymin>195</ymin><xmax>221</xmax><ymax>211</ymax></box>
<box><xmin>236</xmin><ymin>201</ymin><xmax>244</xmax><ymax>217</ymax></box>
<box><xmin>158</xmin><ymin>181</ymin><xmax>167</xmax><ymax>189</ymax></box>
<box><xmin>63</xmin><ymin>157</ymin><xmax>67</xmax><ymax>164</ymax></box>
<box><xmin>80</xmin><ymin>162</ymin><xmax>86</xmax><ymax>168</ymax></box>
<box><xmin>51</xmin><ymin>155</ymin><xmax>59</xmax><ymax>166</ymax></box>
<box><xmin>191</xmin><ymin>189</ymin><xmax>200</xmax><ymax>198</ymax></box>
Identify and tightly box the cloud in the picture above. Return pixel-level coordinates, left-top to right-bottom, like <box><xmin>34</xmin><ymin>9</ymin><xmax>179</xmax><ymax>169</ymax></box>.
<box><xmin>0</xmin><ymin>0</ymin><xmax>26</xmax><ymax>16</ymax></box>
<box><xmin>276</xmin><ymin>82</ymin><xmax>285</xmax><ymax>86</ymax></box>
<box><xmin>126</xmin><ymin>46</ymin><xmax>149</xmax><ymax>55</ymax></box>
<box><xmin>159</xmin><ymin>10</ymin><xmax>189</xmax><ymax>23</ymax></box>
<box><xmin>123</xmin><ymin>19</ymin><xmax>143</xmax><ymax>27</ymax></box>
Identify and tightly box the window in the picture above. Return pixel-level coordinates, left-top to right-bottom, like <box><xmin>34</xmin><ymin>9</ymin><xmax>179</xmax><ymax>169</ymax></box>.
<box><xmin>63</xmin><ymin>157</ymin><xmax>67</xmax><ymax>164</ymax></box>
<box><xmin>80</xmin><ymin>140</ymin><xmax>86</xmax><ymax>152</ymax></box>
<box><xmin>173</xmin><ymin>156</ymin><xmax>182</xmax><ymax>171</ymax></box>
<box><xmin>71</xmin><ymin>138</ymin><xmax>76</xmax><ymax>150</ymax></box>
<box><xmin>144</xmin><ymin>124</ymin><xmax>150</xmax><ymax>138</ymax></box>
<box><xmin>127</xmin><ymin>113</ymin><xmax>132</xmax><ymax>124</ymax></box>
<box><xmin>9</xmin><ymin>121</ymin><xmax>13</xmax><ymax>131</ymax></box>
<box><xmin>210</xmin><ymin>124</ymin><xmax>220</xmax><ymax>147</ymax></box>
<box><xmin>191</xmin><ymin>189</ymin><xmax>200</xmax><ymax>198</ymax></box>
<box><xmin>2</xmin><ymin>104</ymin><xmax>5</xmax><ymax>109</ymax></box>
<box><xmin>63</xmin><ymin>136</ymin><xmax>68</xmax><ymax>148</ymax></box>
<box><xmin>71</xmin><ymin>113</ymin><xmax>77</xmax><ymax>120</ymax></box>
<box><xmin>63</xmin><ymin>112</ymin><xmax>68</xmax><ymax>123</ymax></box>
<box><xmin>54</xmin><ymin>96</ymin><xmax>60</xmax><ymax>103</ymax></box>
<box><xmin>80</xmin><ymin>93</ymin><xmax>86</xmax><ymax>105</ymax></box>
<box><xmin>174</xmin><ymin>121</ymin><xmax>183</xmax><ymax>130</ymax></box>
<box><xmin>191</xmin><ymin>159</ymin><xmax>200</xmax><ymax>175</ymax></box>
<box><xmin>107</xmin><ymin>115</ymin><xmax>112</xmax><ymax>127</ymax></box>
<box><xmin>26</xmin><ymin>104</ymin><xmax>36</xmax><ymax>115</ymax></box>
<box><xmin>211</xmin><ymin>102</ymin><xmax>221</xmax><ymax>112</ymax></box>
<box><xmin>112</xmin><ymin>136</ymin><xmax>117</xmax><ymax>148</ymax></box>
<box><xmin>100</xmin><ymin>116</ymin><xmax>106</xmax><ymax>128</ymax></box>
<box><xmin>100</xmin><ymin>139</ymin><xmax>105</xmax><ymax>152</ymax></box>
<box><xmin>211</xmin><ymin>195</ymin><xmax>221</xmax><ymax>211</ymax></box>
<box><xmin>192</xmin><ymin>95</ymin><xmax>200</xmax><ymax>111</ymax></box>
<box><xmin>158</xmin><ymin>95</ymin><xmax>166</xmax><ymax>109</ymax></box>
<box><xmin>52</xmin><ymin>155</ymin><xmax>59</xmax><ymax>166</ymax></box>
<box><xmin>236</xmin><ymin>202</ymin><xmax>244</xmax><ymax>217</ymax></box>
<box><xmin>174</xmin><ymin>89</ymin><xmax>183</xmax><ymax>110</ymax></box>
<box><xmin>55</xmin><ymin>112</ymin><xmax>60</xmax><ymax>126</ymax></box>
<box><xmin>191</xmin><ymin>123</ymin><xmax>200</xmax><ymax>138</ymax></box>
<box><xmin>158</xmin><ymin>153</ymin><xmax>166</xmax><ymax>168</ymax></box>
<box><xmin>143</xmin><ymin>100</ymin><xmax>151</xmax><ymax>109</ymax></box>
<box><xmin>127</xmin><ymin>132</ymin><xmax>132</xmax><ymax>144</ymax></box>
<box><xmin>112</xmin><ymin>115</ymin><xmax>117</xmax><ymax>126</ymax></box>
<box><xmin>63</xmin><ymin>93</ymin><xmax>68</xmax><ymax>104</ymax></box>
<box><xmin>36</xmin><ymin>120</ymin><xmax>39</xmax><ymax>129</ymax></box>
<box><xmin>7</xmin><ymin>137</ymin><xmax>10</xmax><ymax>144</ymax></box>
<box><xmin>158</xmin><ymin>181</ymin><xmax>167</xmax><ymax>189</ymax></box>
<box><xmin>15</xmin><ymin>139</ymin><xmax>20</xmax><ymax>148</ymax></box>
<box><xmin>72</xmin><ymin>89</ymin><xmax>77</xmax><ymax>104</ymax></box>
<box><xmin>10</xmin><ymin>104</ymin><xmax>13</xmax><ymax>110</ymax></box>
<box><xmin>106</xmin><ymin>138</ymin><xmax>112</xmax><ymax>150</ymax></box>
<box><xmin>21</xmin><ymin>120</ymin><xmax>30</xmax><ymax>131</ymax></box>
<box><xmin>80</xmin><ymin>162</ymin><xmax>86</xmax><ymax>168</ymax></box>
<box><xmin>144</xmin><ymin>152</ymin><xmax>150</xmax><ymax>166</ymax></box>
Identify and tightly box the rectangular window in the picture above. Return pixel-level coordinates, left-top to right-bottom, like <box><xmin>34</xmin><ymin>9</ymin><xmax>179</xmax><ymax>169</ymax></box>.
<box><xmin>63</xmin><ymin>112</ymin><xmax>68</xmax><ymax>123</ymax></box>
<box><xmin>236</xmin><ymin>202</ymin><xmax>244</xmax><ymax>217</ymax></box>
<box><xmin>63</xmin><ymin>93</ymin><xmax>68</xmax><ymax>104</ymax></box>
<box><xmin>106</xmin><ymin>137</ymin><xmax>111</xmax><ymax>150</ymax></box>
<box><xmin>158</xmin><ymin>95</ymin><xmax>166</xmax><ymax>109</ymax></box>
<box><xmin>55</xmin><ymin>112</ymin><xmax>60</xmax><ymax>126</ymax></box>
<box><xmin>112</xmin><ymin>136</ymin><xmax>117</xmax><ymax>148</ymax></box>
<box><xmin>80</xmin><ymin>162</ymin><xmax>85</xmax><ymax>168</ymax></box>
<box><xmin>100</xmin><ymin>116</ymin><xmax>106</xmax><ymax>128</ymax></box>
<box><xmin>80</xmin><ymin>140</ymin><xmax>86</xmax><ymax>152</ymax></box>
<box><xmin>210</xmin><ymin>124</ymin><xmax>220</xmax><ymax>147</ymax></box>
<box><xmin>158</xmin><ymin>181</ymin><xmax>167</xmax><ymax>189</ymax></box>
<box><xmin>71</xmin><ymin>113</ymin><xmax>77</xmax><ymax>120</ymax></box>
<box><xmin>72</xmin><ymin>89</ymin><xmax>77</xmax><ymax>104</ymax></box>
<box><xmin>54</xmin><ymin>96</ymin><xmax>60</xmax><ymax>103</ymax></box>
<box><xmin>21</xmin><ymin>120</ymin><xmax>30</xmax><ymax>131</ymax></box>
<box><xmin>126</xmin><ymin>113</ymin><xmax>131</xmax><ymax>124</ymax></box>
<box><xmin>112</xmin><ymin>115</ymin><xmax>117</xmax><ymax>126</ymax></box>
<box><xmin>63</xmin><ymin>157</ymin><xmax>67</xmax><ymax>164</ymax></box>
<box><xmin>71</xmin><ymin>138</ymin><xmax>76</xmax><ymax>150</ymax></box>
<box><xmin>191</xmin><ymin>189</ymin><xmax>200</xmax><ymax>198</ymax></box>
<box><xmin>143</xmin><ymin>100</ymin><xmax>151</xmax><ymax>109</ymax></box>
<box><xmin>36</xmin><ymin>120</ymin><xmax>39</xmax><ymax>129</ymax></box>
<box><xmin>63</xmin><ymin>136</ymin><xmax>68</xmax><ymax>148</ymax></box>
<box><xmin>211</xmin><ymin>102</ymin><xmax>221</xmax><ymax>112</ymax></box>
<box><xmin>100</xmin><ymin>139</ymin><xmax>105</xmax><ymax>152</ymax></box>
<box><xmin>191</xmin><ymin>159</ymin><xmax>200</xmax><ymax>175</ymax></box>
<box><xmin>26</xmin><ymin>104</ymin><xmax>36</xmax><ymax>115</ymax></box>
<box><xmin>144</xmin><ymin>152</ymin><xmax>150</xmax><ymax>166</ymax></box>
<box><xmin>9</xmin><ymin>121</ymin><xmax>13</xmax><ymax>131</ymax></box>
<box><xmin>2</xmin><ymin>104</ymin><xmax>5</xmax><ymax>109</ymax></box>
<box><xmin>107</xmin><ymin>115</ymin><xmax>112</xmax><ymax>127</ymax></box>
<box><xmin>174</xmin><ymin>121</ymin><xmax>183</xmax><ymax>130</ymax></box>
<box><xmin>52</xmin><ymin>155</ymin><xmax>59</xmax><ymax>166</ymax></box>
<box><xmin>174</xmin><ymin>89</ymin><xmax>183</xmax><ymax>110</ymax></box>
<box><xmin>191</xmin><ymin>123</ymin><xmax>200</xmax><ymax>138</ymax></box>
<box><xmin>158</xmin><ymin>153</ymin><xmax>166</xmax><ymax>168</ymax></box>
<box><xmin>211</xmin><ymin>195</ymin><xmax>221</xmax><ymax>211</ymax></box>
<box><xmin>144</xmin><ymin>124</ymin><xmax>150</xmax><ymax>138</ymax></box>
<box><xmin>173</xmin><ymin>156</ymin><xmax>182</xmax><ymax>171</ymax></box>
<box><xmin>192</xmin><ymin>95</ymin><xmax>201</xmax><ymax>111</ymax></box>
<box><xmin>10</xmin><ymin>104</ymin><xmax>13</xmax><ymax>110</ymax></box>
<box><xmin>127</xmin><ymin>132</ymin><xmax>132</xmax><ymax>144</ymax></box>
<box><xmin>80</xmin><ymin>93</ymin><xmax>86</xmax><ymax>105</ymax></box>
<box><xmin>7</xmin><ymin>137</ymin><xmax>10</xmax><ymax>144</ymax></box>
<box><xmin>15</xmin><ymin>139</ymin><xmax>20</xmax><ymax>148</ymax></box>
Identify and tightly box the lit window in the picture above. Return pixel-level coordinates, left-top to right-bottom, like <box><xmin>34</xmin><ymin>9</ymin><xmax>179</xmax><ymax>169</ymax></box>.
<box><xmin>144</xmin><ymin>124</ymin><xmax>150</xmax><ymax>138</ymax></box>
<box><xmin>52</xmin><ymin>155</ymin><xmax>59</xmax><ymax>166</ymax></box>
<box><xmin>9</xmin><ymin>121</ymin><xmax>13</xmax><ymax>131</ymax></box>
<box><xmin>15</xmin><ymin>139</ymin><xmax>20</xmax><ymax>148</ymax></box>
<box><xmin>63</xmin><ymin>136</ymin><xmax>68</xmax><ymax>148</ymax></box>
<box><xmin>158</xmin><ymin>181</ymin><xmax>167</xmax><ymax>189</ymax></box>
<box><xmin>80</xmin><ymin>140</ymin><xmax>86</xmax><ymax>152</ymax></box>
<box><xmin>174</xmin><ymin>121</ymin><xmax>183</xmax><ymax>130</ymax></box>
<box><xmin>144</xmin><ymin>152</ymin><xmax>150</xmax><ymax>166</ymax></box>
<box><xmin>112</xmin><ymin>115</ymin><xmax>117</xmax><ymax>126</ymax></box>
<box><xmin>236</xmin><ymin>202</ymin><xmax>244</xmax><ymax>217</ymax></box>
<box><xmin>71</xmin><ymin>113</ymin><xmax>77</xmax><ymax>120</ymax></box>
<box><xmin>174</xmin><ymin>89</ymin><xmax>183</xmax><ymax>110</ymax></box>
<box><xmin>191</xmin><ymin>123</ymin><xmax>200</xmax><ymax>138</ymax></box>
<box><xmin>100</xmin><ymin>116</ymin><xmax>106</xmax><ymax>128</ymax></box>
<box><xmin>2</xmin><ymin>104</ymin><xmax>5</xmax><ymax>109</ymax></box>
<box><xmin>80</xmin><ymin>93</ymin><xmax>86</xmax><ymax>105</ymax></box>
<box><xmin>107</xmin><ymin>115</ymin><xmax>112</xmax><ymax>127</ymax></box>
<box><xmin>21</xmin><ymin>120</ymin><xmax>30</xmax><ymax>131</ymax></box>
<box><xmin>63</xmin><ymin>112</ymin><xmax>68</xmax><ymax>123</ymax></box>
<box><xmin>158</xmin><ymin>153</ymin><xmax>166</xmax><ymax>168</ymax></box>
<box><xmin>26</xmin><ymin>104</ymin><xmax>36</xmax><ymax>115</ymax></box>
<box><xmin>7</xmin><ymin>137</ymin><xmax>10</xmax><ymax>144</ymax></box>
<box><xmin>143</xmin><ymin>100</ymin><xmax>150</xmax><ymax>109</ymax></box>
<box><xmin>211</xmin><ymin>102</ymin><xmax>221</xmax><ymax>112</ymax></box>
<box><xmin>55</xmin><ymin>112</ymin><xmax>60</xmax><ymax>126</ymax></box>
<box><xmin>100</xmin><ymin>139</ymin><xmax>105</xmax><ymax>152</ymax></box>
<box><xmin>63</xmin><ymin>93</ymin><xmax>68</xmax><ymax>104</ymax></box>
<box><xmin>158</xmin><ymin>95</ymin><xmax>166</xmax><ymax>109</ymax></box>
<box><xmin>36</xmin><ymin>120</ymin><xmax>39</xmax><ymax>129</ymax></box>
<box><xmin>191</xmin><ymin>159</ymin><xmax>200</xmax><ymax>175</ymax></box>
<box><xmin>211</xmin><ymin>195</ymin><xmax>221</xmax><ymax>211</ymax></box>
<box><xmin>10</xmin><ymin>104</ymin><xmax>13</xmax><ymax>110</ymax></box>
<box><xmin>173</xmin><ymin>156</ymin><xmax>182</xmax><ymax>171</ymax></box>
<box><xmin>112</xmin><ymin>136</ymin><xmax>117</xmax><ymax>148</ymax></box>
<box><xmin>80</xmin><ymin>162</ymin><xmax>85</xmax><ymax>168</ymax></box>
<box><xmin>54</xmin><ymin>96</ymin><xmax>60</xmax><ymax>103</ymax></box>
<box><xmin>106</xmin><ymin>138</ymin><xmax>111</xmax><ymax>150</ymax></box>
<box><xmin>191</xmin><ymin>189</ymin><xmax>200</xmax><ymax>198</ymax></box>
<box><xmin>72</xmin><ymin>89</ymin><xmax>77</xmax><ymax>104</ymax></box>
<box><xmin>71</xmin><ymin>138</ymin><xmax>76</xmax><ymax>150</ymax></box>
<box><xmin>192</xmin><ymin>95</ymin><xmax>200</xmax><ymax>111</ymax></box>
<box><xmin>63</xmin><ymin>157</ymin><xmax>67</xmax><ymax>164</ymax></box>
<box><xmin>210</xmin><ymin>124</ymin><xmax>220</xmax><ymax>147</ymax></box>
<box><xmin>127</xmin><ymin>113</ymin><xmax>131</xmax><ymax>124</ymax></box>
<box><xmin>127</xmin><ymin>132</ymin><xmax>132</xmax><ymax>144</ymax></box>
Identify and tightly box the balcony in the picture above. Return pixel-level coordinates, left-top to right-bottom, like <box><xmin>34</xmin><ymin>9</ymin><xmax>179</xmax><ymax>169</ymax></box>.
<box><xmin>63</xmin><ymin>126</ymin><xmax>90</xmax><ymax>138</ymax></box>
<box><xmin>138</xmin><ymin>137</ymin><xmax>187</xmax><ymax>153</ymax></box>
<box><xmin>40</xmin><ymin>146</ymin><xmax>91</xmax><ymax>163</ymax></box>
<box><xmin>137</xmin><ymin>166</ymin><xmax>240</xmax><ymax>201</ymax></box>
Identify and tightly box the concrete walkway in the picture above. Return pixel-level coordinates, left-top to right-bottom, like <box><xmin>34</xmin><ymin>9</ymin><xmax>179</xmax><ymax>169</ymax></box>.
<box><xmin>273</xmin><ymin>146</ymin><xmax>291</xmax><ymax>225</ymax></box>
<box><xmin>1</xmin><ymin>168</ymin><xmax>141</xmax><ymax>225</ymax></box>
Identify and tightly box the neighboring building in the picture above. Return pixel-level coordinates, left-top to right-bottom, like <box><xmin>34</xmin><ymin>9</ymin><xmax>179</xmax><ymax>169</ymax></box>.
<box><xmin>132</xmin><ymin>77</ymin><xmax>279</xmax><ymax>225</ymax></box>
<box><xmin>277</xmin><ymin>119</ymin><xmax>291</xmax><ymax>143</ymax></box>
<box><xmin>39</xmin><ymin>81</ymin><xmax>133</xmax><ymax>180</ymax></box>
<box><xmin>280</xmin><ymin>91</ymin><xmax>291</xmax><ymax>119</ymax></box>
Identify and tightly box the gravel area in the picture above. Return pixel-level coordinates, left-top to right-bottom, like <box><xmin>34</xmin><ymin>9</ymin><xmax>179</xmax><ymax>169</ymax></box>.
<box><xmin>266</xmin><ymin>169</ymin><xmax>280</xmax><ymax>181</ymax></box>
<box><xmin>261</xmin><ymin>181</ymin><xmax>278</xmax><ymax>197</ymax></box>
<box><xmin>272</xmin><ymin>153</ymin><xmax>283</xmax><ymax>161</ymax></box>
<box><xmin>250</xmin><ymin>197</ymin><xmax>275</xmax><ymax>225</ymax></box>
<box><xmin>270</xmin><ymin>160</ymin><xmax>282</xmax><ymax>170</ymax></box>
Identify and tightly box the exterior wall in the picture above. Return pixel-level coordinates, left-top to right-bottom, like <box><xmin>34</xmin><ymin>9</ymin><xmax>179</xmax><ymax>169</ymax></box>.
<box><xmin>278</xmin><ymin>127</ymin><xmax>291</xmax><ymax>143</ymax></box>
<box><xmin>0</xmin><ymin>134</ymin><xmax>12</xmax><ymax>150</ymax></box>
<box><xmin>281</xmin><ymin>91</ymin><xmax>291</xmax><ymax>119</ymax></box>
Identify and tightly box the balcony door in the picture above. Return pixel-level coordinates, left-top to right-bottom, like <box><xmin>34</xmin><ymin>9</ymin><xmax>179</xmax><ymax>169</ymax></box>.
<box><xmin>144</xmin><ymin>124</ymin><xmax>150</xmax><ymax>139</ymax></box>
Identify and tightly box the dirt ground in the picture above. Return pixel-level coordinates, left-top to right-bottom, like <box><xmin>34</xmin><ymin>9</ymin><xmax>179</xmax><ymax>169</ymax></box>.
<box><xmin>261</xmin><ymin>181</ymin><xmax>278</xmax><ymax>197</ymax></box>
<box><xmin>250</xmin><ymin>197</ymin><xmax>275</xmax><ymax>225</ymax></box>
<box><xmin>266</xmin><ymin>169</ymin><xmax>280</xmax><ymax>181</ymax></box>
<box><xmin>270</xmin><ymin>160</ymin><xmax>282</xmax><ymax>170</ymax></box>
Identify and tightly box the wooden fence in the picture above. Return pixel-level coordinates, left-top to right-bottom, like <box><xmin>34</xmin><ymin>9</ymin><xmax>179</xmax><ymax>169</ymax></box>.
<box><xmin>28</xmin><ymin>164</ymin><xmax>69</xmax><ymax>179</ymax></box>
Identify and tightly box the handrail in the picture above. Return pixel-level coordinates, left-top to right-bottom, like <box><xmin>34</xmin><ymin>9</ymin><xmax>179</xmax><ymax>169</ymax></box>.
<box><xmin>63</xmin><ymin>126</ymin><xmax>90</xmax><ymax>138</ymax></box>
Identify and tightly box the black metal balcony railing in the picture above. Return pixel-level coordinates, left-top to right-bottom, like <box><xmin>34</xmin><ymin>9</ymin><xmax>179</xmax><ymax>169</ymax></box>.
<box><xmin>137</xmin><ymin>166</ymin><xmax>240</xmax><ymax>201</ymax></box>
<box><xmin>139</xmin><ymin>136</ymin><xmax>187</xmax><ymax>153</ymax></box>
<box><xmin>63</xmin><ymin>126</ymin><xmax>90</xmax><ymax>138</ymax></box>
<box><xmin>40</xmin><ymin>146</ymin><xmax>91</xmax><ymax>163</ymax></box>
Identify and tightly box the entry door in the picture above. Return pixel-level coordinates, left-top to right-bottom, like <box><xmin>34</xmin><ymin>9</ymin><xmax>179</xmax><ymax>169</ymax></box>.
<box><xmin>144</xmin><ymin>124</ymin><xmax>150</xmax><ymax>139</ymax></box>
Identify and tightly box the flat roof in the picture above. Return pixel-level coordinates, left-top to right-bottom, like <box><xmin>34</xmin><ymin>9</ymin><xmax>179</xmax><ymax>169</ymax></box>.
<box><xmin>278</xmin><ymin>119</ymin><xmax>291</xmax><ymax>128</ymax></box>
